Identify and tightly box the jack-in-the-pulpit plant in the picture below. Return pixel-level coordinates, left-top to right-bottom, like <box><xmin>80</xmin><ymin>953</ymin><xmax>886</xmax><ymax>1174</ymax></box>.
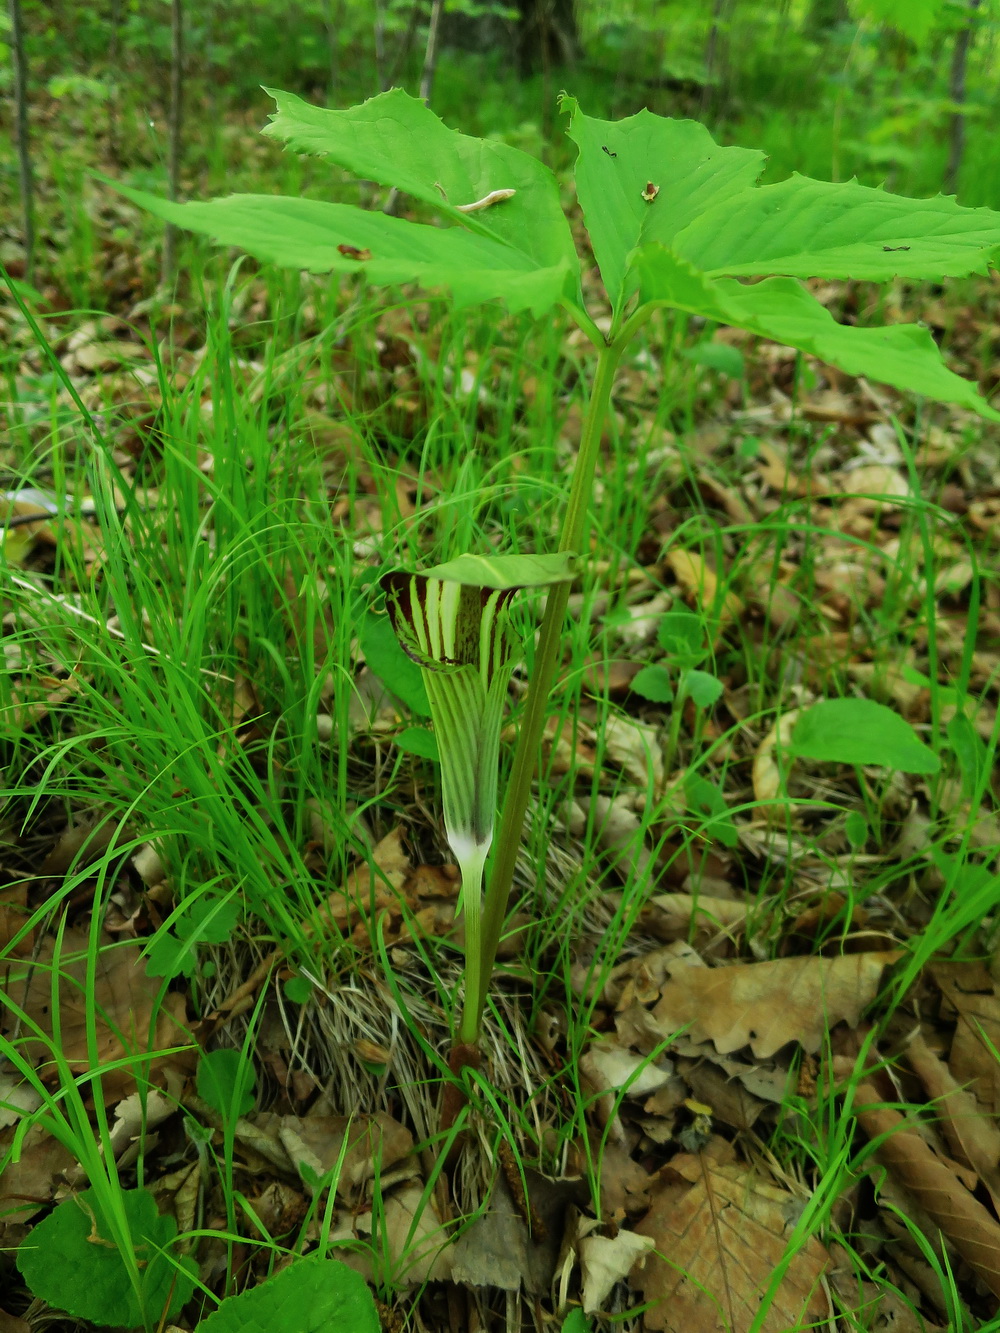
<box><xmin>381</xmin><ymin>553</ymin><xmax>575</xmax><ymax>1045</ymax></box>
<box><xmin>114</xmin><ymin>85</ymin><xmax>1000</xmax><ymax>1074</ymax></box>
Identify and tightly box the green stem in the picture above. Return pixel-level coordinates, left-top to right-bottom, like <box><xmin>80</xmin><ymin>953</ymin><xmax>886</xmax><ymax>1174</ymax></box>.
<box><xmin>458</xmin><ymin>336</ymin><xmax>626</xmax><ymax>1046</ymax></box>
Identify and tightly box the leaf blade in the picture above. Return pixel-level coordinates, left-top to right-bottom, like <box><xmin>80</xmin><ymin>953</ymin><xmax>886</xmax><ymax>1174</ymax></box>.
<box><xmin>563</xmin><ymin>96</ymin><xmax>765</xmax><ymax>316</ymax></box>
<box><xmin>107</xmin><ymin>182</ymin><xmax>571</xmax><ymax>316</ymax></box>
<box><xmin>632</xmin><ymin>245</ymin><xmax>1000</xmax><ymax>420</ymax></box>
<box><xmin>262</xmin><ymin>87</ymin><xmax>580</xmax><ymax>292</ymax></box>
<box><xmin>676</xmin><ymin>175</ymin><xmax>1000</xmax><ymax>281</ymax></box>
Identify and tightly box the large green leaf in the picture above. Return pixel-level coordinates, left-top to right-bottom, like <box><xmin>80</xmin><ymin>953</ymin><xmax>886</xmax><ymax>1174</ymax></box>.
<box><xmin>675</xmin><ymin>175</ymin><xmax>1000</xmax><ymax>281</ymax></box>
<box><xmin>421</xmin><ymin>551</ymin><xmax>578</xmax><ymax>589</ymax></box>
<box><xmin>108</xmin><ymin>183</ymin><xmax>570</xmax><ymax>317</ymax></box>
<box><xmin>562</xmin><ymin>96</ymin><xmax>765</xmax><ymax>318</ymax></box>
<box><xmin>195</xmin><ymin>1254</ymin><xmax>379</xmax><ymax>1333</ymax></box>
<box><xmin>262</xmin><ymin>88</ymin><xmax>580</xmax><ymax>301</ymax></box>
<box><xmin>632</xmin><ymin>246</ymin><xmax>1000</xmax><ymax>420</ymax></box>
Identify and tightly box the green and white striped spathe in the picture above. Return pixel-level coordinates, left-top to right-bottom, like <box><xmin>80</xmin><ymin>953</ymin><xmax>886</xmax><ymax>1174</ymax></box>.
<box><xmin>381</xmin><ymin>573</ymin><xmax>518</xmax><ymax>851</ymax></box>
<box><xmin>380</xmin><ymin>553</ymin><xmax>576</xmax><ymax>944</ymax></box>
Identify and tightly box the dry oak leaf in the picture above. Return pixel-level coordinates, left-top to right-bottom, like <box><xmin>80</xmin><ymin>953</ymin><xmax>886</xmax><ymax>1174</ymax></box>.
<box><xmin>647</xmin><ymin>950</ymin><xmax>900</xmax><ymax>1059</ymax></box>
<box><xmin>632</xmin><ymin>1151</ymin><xmax>830</xmax><ymax>1332</ymax></box>
<box><xmin>906</xmin><ymin>1030</ymin><xmax>1000</xmax><ymax>1212</ymax></box>
<box><xmin>930</xmin><ymin>960</ymin><xmax>1000</xmax><ymax>1115</ymax></box>
<box><xmin>843</xmin><ymin>1072</ymin><xmax>1000</xmax><ymax>1300</ymax></box>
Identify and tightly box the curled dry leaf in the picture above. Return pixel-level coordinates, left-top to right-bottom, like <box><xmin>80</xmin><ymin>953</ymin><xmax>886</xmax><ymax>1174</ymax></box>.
<box><xmin>844</xmin><ymin>1072</ymin><xmax>1000</xmax><ymax>1299</ymax></box>
<box><xmin>602</xmin><ymin>715</ymin><xmax>664</xmax><ymax>791</ymax></box>
<box><xmin>646</xmin><ymin>950</ymin><xmax>900</xmax><ymax>1059</ymax></box>
<box><xmin>632</xmin><ymin>1151</ymin><xmax>830</xmax><ymax>1332</ymax></box>
<box><xmin>752</xmin><ymin>710</ymin><xmax>799</xmax><ymax>815</ymax></box>
<box><xmin>581</xmin><ymin>1229</ymin><xmax>655</xmax><ymax>1313</ymax></box>
<box><xmin>907</xmin><ymin>1030</ymin><xmax>1000</xmax><ymax>1211</ymax></box>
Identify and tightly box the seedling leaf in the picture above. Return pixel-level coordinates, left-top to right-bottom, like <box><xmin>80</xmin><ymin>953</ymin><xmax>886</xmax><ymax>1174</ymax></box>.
<box><xmin>197</xmin><ymin>1047</ymin><xmax>257</xmax><ymax>1119</ymax></box>
<box><xmin>790</xmin><ymin>698</ymin><xmax>941</xmax><ymax>773</ymax></box>
<box><xmin>394</xmin><ymin>726</ymin><xmax>441</xmax><ymax>761</ymax></box>
<box><xmin>631</xmin><ymin>664</ymin><xmax>674</xmax><ymax>703</ymax></box>
<box><xmin>684</xmin><ymin>775</ymin><xmax>739</xmax><ymax>847</ymax></box>
<box><xmin>16</xmin><ymin>1187</ymin><xmax>194</xmax><ymax>1327</ymax></box>
<box><xmin>685</xmin><ymin>670</ymin><xmax>724</xmax><ymax>708</ymax></box>
<box><xmin>682</xmin><ymin>340</ymin><xmax>745</xmax><ymax>378</ymax></box>
<box><xmin>657</xmin><ymin>610</ymin><xmax>706</xmax><ymax>662</ymax></box>
<box><xmin>194</xmin><ymin>1252</ymin><xmax>380</xmax><ymax>1332</ymax></box>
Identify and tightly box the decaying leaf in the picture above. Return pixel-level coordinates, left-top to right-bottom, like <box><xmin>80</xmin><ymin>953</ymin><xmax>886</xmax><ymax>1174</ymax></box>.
<box><xmin>930</xmin><ymin>961</ymin><xmax>1000</xmax><ymax>1115</ymax></box>
<box><xmin>906</xmin><ymin>1030</ymin><xmax>1000</xmax><ymax>1211</ymax></box>
<box><xmin>752</xmin><ymin>710</ymin><xmax>798</xmax><ymax>813</ymax></box>
<box><xmin>632</xmin><ymin>1148</ymin><xmax>830</xmax><ymax>1332</ymax></box>
<box><xmin>580</xmin><ymin>1227</ymin><xmax>655</xmax><ymax>1312</ymax></box>
<box><xmin>844</xmin><ymin>1072</ymin><xmax>1000</xmax><ymax>1299</ymax></box>
<box><xmin>1</xmin><ymin>930</ymin><xmax>193</xmax><ymax>1102</ymax></box>
<box><xmin>645</xmin><ymin>950</ymin><xmax>900</xmax><ymax>1058</ymax></box>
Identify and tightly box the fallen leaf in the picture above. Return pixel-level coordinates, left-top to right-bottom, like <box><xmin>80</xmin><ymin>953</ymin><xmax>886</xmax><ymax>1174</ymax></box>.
<box><xmin>646</xmin><ymin>951</ymin><xmax>900</xmax><ymax>1058</ymax></box>
<box><xmin>752</xmin><ymin>710</ymin><xmax>799</xmax><ymax>814</ymax></box>
<box><xmin>843</xmin><ymin>1071</ymin><xmax>1000</xmax><ymax>1299</ymax></box>
<box><xmin>906</xmin><ymin>1030</ymin><xmax>1000</xmax><ymax>1211</ymax></box>
<box><xmin>666</xmin><ymin>549</ymin><xmax>743</xmax><ymax>626</ymax></box>
<box><xmin>931</xmin><ymin>961</ymin><xmax>1000</xmax><ymax>1115</ymax></box>
<box><xmin>581</xmin><ymin>1228</ymin><xmax>655</xmax><ymax>1313</ymax></box>
<box><xmin>638</xmin><ymin>892</ymin><xmax>747</xmax><ymax>942</ymax></box>
<box><xmin>2</xmin><ymin>930</ymin><xmax>193</xmax><ymax>1102</ymax></box>
<box><xmin>632</xmin><ymin>1151</ymin><xmax>830</xmax><ymax>1331</ymax></box>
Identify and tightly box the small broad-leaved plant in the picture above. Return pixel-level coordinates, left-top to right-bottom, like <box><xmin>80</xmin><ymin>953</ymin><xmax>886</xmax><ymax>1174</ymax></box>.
<box><xmin>113</xmin><ymin>88</ymin><xmax>1000</xmax><ymax>1057</ymax></box>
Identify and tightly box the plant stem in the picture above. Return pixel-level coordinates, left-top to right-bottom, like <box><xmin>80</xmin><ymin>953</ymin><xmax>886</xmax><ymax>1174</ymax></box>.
<box><xmin>458</xmin><ymin>337</ymin><xmax>625</xmax><ymax>1046</ymax></box>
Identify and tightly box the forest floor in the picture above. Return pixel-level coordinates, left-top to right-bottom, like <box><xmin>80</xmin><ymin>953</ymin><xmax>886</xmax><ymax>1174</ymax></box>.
<box><xmin>2</xmin><ymin>75</ymin><xmax>1000</xmax><ymax>1333</ymax></box>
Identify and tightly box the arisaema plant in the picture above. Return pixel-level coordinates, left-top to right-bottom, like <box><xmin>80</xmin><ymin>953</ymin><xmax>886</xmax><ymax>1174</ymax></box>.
<box><xmin>110</xmin><ymin>85</ymin><xmax>1000</xmax><ymax>1105</ymax></box>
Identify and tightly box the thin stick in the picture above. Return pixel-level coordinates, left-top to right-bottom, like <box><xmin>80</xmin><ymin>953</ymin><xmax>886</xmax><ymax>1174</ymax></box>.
<box><xmin>945</xmin><ymin>0</ymin><xmax>982</xmax><ymax>195</ymax></box>
<box><xmin>162</xmin><ymin>0</ymin><xmax>184</xmax><ymax>283</ymax></box>
<box><xmin>8</xmin><ymin>0</ymin><xmax>35</xmax><ymax>287</ymax></box>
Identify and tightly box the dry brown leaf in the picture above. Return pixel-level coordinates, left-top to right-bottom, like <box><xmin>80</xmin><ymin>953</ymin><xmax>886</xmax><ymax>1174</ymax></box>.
<box><xmin>581</xmin><ymin>1228</ymin><xmax>655</xmax><ymax>1313</ymax></box>
<box><xmin>632</xmin><ymin>1151</ymin><xmax>830</xmax><ymax>1332</ymax></box>
<box><xmin>751</xmin><ymin>710</ymin><xmax>798</xmax><ymax>813</ymax></box>
<box><xmin>907</xmin><ymin>1030</ymin><xmax>1000</xmax><ymax>1210</ymax></box>
<box><xmin>931</xmin><ymin>962</ymin><xmax>1000</xmax><ymax>1115</ymax></box>
<box><xmin>647</xmin><ymin>951</ymin><xmax>900</xmax><ymax>1059</ymax></box>
<box><xmin>756</xmin><ymin>440</ymin><xmax>824</xmax><ymax>497</ymax></box>
<box><xmin>846</xmin><ymin>1073</ymin><xmax>1000</xmax><ymax>1299</ymax></box>
<box><xmin>639</xmin><ymin>892</ymin><xmax>748</xmax><ymax>942</ymax></box>
<box><xmin>2</xmin><ymin>931</ymin><xmax>193</xmax><ymax>1102</ymax></box>
<box><xmin>0</xmin><ymin>1122</ymin><xmax>77</xmax><ymax>1234</ymax></box>
<box><xmin>342</xmin><ymin>1183</ymin><xmax>454</xmax><ymax>1284</ymax></box>
<box><xmin>0</xmin><ymin>1310</ymin><xmax>32</xmax><ymax>1333</ymax></box>
<box><xmin>252</xmin><ymin>1112</ymin><xmax>413</xmax><ymax>1204</ymax></box>
<box><xmin>665</xmin><ymin>549</ymin><xmax>743</xmax><ymax>625</ymax></box>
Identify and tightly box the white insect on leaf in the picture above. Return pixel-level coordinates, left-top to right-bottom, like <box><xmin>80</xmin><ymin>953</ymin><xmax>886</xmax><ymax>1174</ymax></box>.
<box><xmin>642</xmin><ymin>181</ymin><xmax>660</xmax><ymax>203</ymax></box>
<box><xmin>454</xmin><ymin>188</ymin><xmax>517</xmax><ymax>214</ymax></box>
